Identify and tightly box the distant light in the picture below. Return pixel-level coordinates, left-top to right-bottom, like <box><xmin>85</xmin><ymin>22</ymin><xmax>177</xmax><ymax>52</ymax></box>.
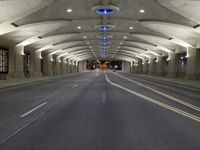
<box><xmin>86</xmin><ymin>42</ymin><xmax>90</xmax><ymax>45</ymax></box>
<box><xmin>129</xmin><ymin>26</ymin><xmax>134</xmax><ymax>30</ymax></box>
<box><xmin>120</xmin><ymin>42</ymin><xmax>123</xmax><ymax>45</ymax></box>
<box><xmin>67</xmin><ymin>9</ymin><xmax>72</xmax><ymax>13</ymax></box>
<box><xmin>123</xmin><ymin>36</ymin><xmax>127</xmax><ymax>39</ymax></box>
<box><xmin>140</xmin><ymin>9</ymin><xmax>145</xmax><ymax>13</ymax></box>
<box><xmin>77</xmin><ymin>26</ymin><xmax>82</xmax><ymax>29</ymax></box>
<box><xmin>83</xmin><ymin>36</ymin><xmax>87</xmax><ymax>39</ymax></box>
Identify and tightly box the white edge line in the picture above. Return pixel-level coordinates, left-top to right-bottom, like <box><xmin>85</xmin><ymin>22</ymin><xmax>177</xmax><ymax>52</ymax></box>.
<box><xmin>20</xmin><ymin>102</ymin><xmax>47</xmax><ymax>118</ymax></box>
<box><xmin>1</xmin><ymin>112</ymin><xmax>45</xmax><ymax>145</ymax></box>
<box><xmin>105</xmin><ymin>73</ymin><xmax>200</xmax><ymax>123</ymax></box>
<box><xmin>113</xmin><ymin>72</ymin><xmax>200</xmax><ymax>112</ymax></box>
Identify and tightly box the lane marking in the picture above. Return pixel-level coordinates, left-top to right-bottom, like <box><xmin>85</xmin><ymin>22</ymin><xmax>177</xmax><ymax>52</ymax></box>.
<box><xmin>1</xmin><ymin>112</ymin><xmax>45</xmax><ymax>145</ymax></box>
<box><xmin>113</xmin><ymin>72</ymin><xmax>200</xmax><ymax>112</ymax></box>
<box><xmin>105</xmin><ymin>73</ymin><xmax>200</xmax><ymax>123</ymax></box>
<box><xmin>73</xmin><ymin>84</ymin><xmax>78</xmax><ymax>88</ymax></box>
<box><xmin>20</xmin><ymin>102</ymin><xmax>47</xmax><ymax>118</ymax></box>
<box><xmin>102</xmin><ymin>92</ymin><xmax>106</xmax><ymax>103</ymax></box>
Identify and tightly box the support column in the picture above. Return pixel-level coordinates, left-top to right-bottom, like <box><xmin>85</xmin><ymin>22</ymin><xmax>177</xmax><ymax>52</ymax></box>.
<box><xmin>185</xmin><ymin>47</ymin><xmax>198</xmax><ymax>80</ymax></box>
<box><xmin>137</xmin><ymin>59</ymin><xmax>143</xmax><ymax>74</ymax></box>
<box><xmin>78</xmin><ymin>60</ymin><xmax>87</xmax><ymax>72</ymax></box>
<box><xmin>61</xmin><ymin>58</ymin><xmax>67</xmax><ymax>75</ymax></box>
<box><xmin>133</xmin><ymin>63</ymin><xmax>138</xmax><ymax>73</ymax></box>
<box><xmin>168</xmin><ymin>52</ymin><xmax>178</xmax><ymax>77</ymax></box>
<box><xmin>13</xmin><ymin>45</ymin><xmax>25</xmax><ymax>78</ymax></box>
<box><xmin>122</xmin><ymin>61</ymin><xmax>131</xmax><ymax>72</ymax></box>
<box><xmin>43</xmin><ymin>54</ymin><xmax>53</xmax><ymax>76</ymax></box>
<box><xmin>148</xmin><ymin>57</ymin><xmax>156</xmax><ymax>75</ymax></box>
<box><xmin>130</xmin><ymin>61</ymin><xmax>134</xmax><ymax>73</ymax></box>
<box><xmin>142</xmin><ymin>59</ymin><xmax>148</xmax><ymax>74</ymax></box>
<box><xmin>55</xmin><ymin>56</ymin><xmax>61</xmax><ymax>75</ymax></box>
<box><xmin>156</xmin><ymin>55</ymin><xmax>163</xmax><ymax>76</ymax></box>
<box><xmin>73</xmin><ymin>61</ymin><xmax>77</xmax><ymax>73</ymax></box>
<box><xmin>30</xmin><ymin>51</ymin><xmax>42</xmax><ymax>78</ymax></box>
<box><xmin>65</xmin><ymin>59</ymin><xmax>70</xmax><ymax>74</ymax></box>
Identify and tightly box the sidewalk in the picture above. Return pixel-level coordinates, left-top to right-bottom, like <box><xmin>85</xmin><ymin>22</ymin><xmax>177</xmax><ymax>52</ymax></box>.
<box><xmin>122</xmin><ymin>72</ymin><xmax>200</xmax><ymax>89</ymax></box>
<box><xmin>0</xmin><ymin>73</ymin><xmax>84</xmax><ymax>89</ymax></box>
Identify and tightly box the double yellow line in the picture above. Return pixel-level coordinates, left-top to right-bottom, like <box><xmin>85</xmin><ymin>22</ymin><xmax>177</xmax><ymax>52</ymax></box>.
<box><xmin>105</xmin><ymin>73</ymin><xmax>200</xmax><ymax>123</ymax></box>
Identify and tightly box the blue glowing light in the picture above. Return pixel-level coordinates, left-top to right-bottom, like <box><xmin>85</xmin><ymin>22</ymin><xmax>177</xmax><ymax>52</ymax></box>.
<box><xmin>96</xmin><ymin>9</ymin><xmax>114</xmax><ymax>15</ymax></box>
<box><xmin>101</xmin><ymin>36</ymin><xmax>109</xmax><ymax>40</ymax></box>
<box><xmin>98</xmin><ymin>26</ymin><xmax>112</xmax><ymax>31</ymax></box>
<box><xmin>100</xmin><ymin>42</ymin><xmax>109</xmax><ymax>45</ymax></box>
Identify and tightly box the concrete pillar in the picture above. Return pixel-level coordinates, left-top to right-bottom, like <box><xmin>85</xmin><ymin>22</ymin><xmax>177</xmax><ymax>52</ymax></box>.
<box><xmin>168</xmin><ymin>52</ymin><xmax>178</xmax><ymax>77</ymax></box>
<box><xmin>148</xmin><ymin>57</ymin><xmax>156</xmax><ymax>75</ymax></box>
<box><xmin>197</xmin><ymin>49</ymin><xmax>200</xmax><ymax>80</ymax></box>
<box><xmin>133</xmin><ymin>64</ymin><xmax>138</xmax><ymax>73</ymax></box>
<box><xmin>73</xmin><ymin>61</ymin><xmax>77</xmax><ymax>73</ymax></box>
<box><xmin>185</xmin><ymin>47</ymin><xmax>198</xmax><ymax>80</ymax></box>
<box><xmin>122</xmin><ymin>61</ymin><xmax>131</xmax><ymax>72</ymax></box>
<box><xmin>78</xmin><ymin>61</ymin><xmax>86</xmax><ymax>72</ymax></box>
<box><xmin>66</xmin><ymin>62</ymin><xmax>70</xmax><ymax>74</ymax></box>
<box><xmin>55</xmin><ymin>56</ymin><xmax>61</xmax><ymax>75</ymax></box>
<box><xmin>61</xmin><ymin>58</ymin><xmax>67</xmax><ymax>75</ymax></box>
<box><xmin>137</xmin><ymin>60</ymin><xmax>143</xmax><ymax>74</ymax></box>
<box><xmin>142</xmin><ymin>59</ymin><xmax>148</xmax><ymax>74</ymax></box>
<box><xmin>13</xmin><ymin>45</ymin><xmax>25</xmax><ymax>78</ymax></box>
<box><xmin>30</xmin><ymin>51</ymin><xmax>42</xmax><ymax>78</ymax></box>
<box><xmin>43</xmin><ymin>54</ymin><xmax>54</xmax><ymax>76</ymax></box>
<box><xmin>65</xmin><ymin>59</ymin><xmax>71</xmax><ymax>74</ymax></box>
<box><xmin>130</xmin><ymin>62</ymin><xmax>134</xmax><ymax>73</ymax></box>
<box><xmin>156</xmin><ymin>55</ymin><xmax>163</xmax><ymax>76</ymax></box>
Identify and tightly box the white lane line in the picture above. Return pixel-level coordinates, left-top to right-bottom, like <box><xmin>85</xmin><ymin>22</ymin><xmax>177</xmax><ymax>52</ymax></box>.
<box><xmin>102</xmin><ymin>92</ymin><xmax>106</xmax><ymax>103</ymax></box>
<box><xmin>73</xmin><ymin>84</ymin><xmax>78</xmax><ymax>88</ymax></box>
<box><xmin>1</xmin><ymin>112</ymin><xmax>45</xmax><ymax>145</ymax></box>
<box><xmin>113</xmin><ymin>72</ymin><xmax>200</xmax><ymax>112</ymax></box>
<box><xmin>105</xmin><ymin>73</ymin><xmax>200</xmax><ymax>123</ymax></box>
<box><xmin>20</xmin><ymin>102</ymin><xmax>47</xmax><ymax>118</ymax></box>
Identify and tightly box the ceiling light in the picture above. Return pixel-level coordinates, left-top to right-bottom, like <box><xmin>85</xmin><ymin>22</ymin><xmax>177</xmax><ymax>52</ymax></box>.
<box><xmin>95</xmin><ymin>24</ymin><xmax>116</xmax><ymax>31</ymax></box>
<box><xmin>92</xmin><ymin>5</ymin><xmax>120</xmax><ymax>15</ymax></box>
<box><xmin>67</xmin><ymin>9</ymin><xmax>72</xmax><ymax>13</ymax></box>
<box><xmin>140</xmin><ymin>9</ymin><xmax>145</xmax><ymax>13</ymax></box>
<box><xmin>123</xmin><ymin>36</ymin><xmax>127</xmax><ymax>39</ymax></box>
<box><xmin>129</xmin><ymin>26</ymin><xmax>134</xmax><ymax>30</ymax></box>
<box><xmin>83</xmin><ymin>36</ymin><xmax>87</xmax><ymax>39</ymax></box>
<box><xmin>96</xmin><ymin>9</ymin><xmax>114</xmax><ymax>15</ymax></box>
<box><xmin>77</xmin><ymin>26</ymin><xmax>82</xmax><ymax>29</ymax></box>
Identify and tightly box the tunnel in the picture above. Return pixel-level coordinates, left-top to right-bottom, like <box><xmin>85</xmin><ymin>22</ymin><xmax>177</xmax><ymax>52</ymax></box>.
<box><xmin>0</xmin><ymin>0</ymin><xmax>200</xmax><ymax>150</ymax></box>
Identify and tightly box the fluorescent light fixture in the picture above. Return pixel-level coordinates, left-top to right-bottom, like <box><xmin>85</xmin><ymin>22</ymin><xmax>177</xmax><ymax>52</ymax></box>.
<box><xmin>67</xmin><ymin>9</ymin><xmax>72</xmax><ymax>13</ymax></box>
<box><xmin>123</xmin><ymin>36</ymin><xmax>127</xmax><ymax>39</ymax></box>
<box><xmin>129</xmin><ymin>26</ymin><xmax>134</xmax><ymax>30</ymax></box>
<box><xmin>140</xmin><ymin>9</ymin><xmax>145</xmax><ymax>13</ymax></box>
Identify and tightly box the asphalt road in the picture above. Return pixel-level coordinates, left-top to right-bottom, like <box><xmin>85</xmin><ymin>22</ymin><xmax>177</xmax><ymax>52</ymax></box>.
<box><xmin>0</xmin><ymin>71</ymin><xmax>199</xmax><ymax>150</ymax></box>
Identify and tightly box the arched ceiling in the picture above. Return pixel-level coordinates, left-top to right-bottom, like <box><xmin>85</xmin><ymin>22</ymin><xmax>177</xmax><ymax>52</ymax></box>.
<box><xmin>0</xmin><ymin>0</ymin><xmax>200</xmax><ymax>62</ymax></box>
